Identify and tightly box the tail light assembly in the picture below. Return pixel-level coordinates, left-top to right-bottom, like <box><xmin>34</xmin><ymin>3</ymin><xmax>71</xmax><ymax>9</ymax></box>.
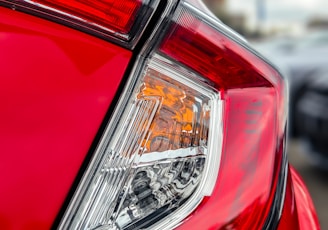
<box><xmin>61</xmin><ymin>53</ymin><xmax>223</xmax><ymax>229</ymax></box>
<box><xmin>1</xmin><ymin>0</ymin><xmax>287</xmax><ymax>229</ymax></box>
<box><xmin>58</xmin><ymin>0</ymin><xmax>287</xmax><ymax>229</ymax></box>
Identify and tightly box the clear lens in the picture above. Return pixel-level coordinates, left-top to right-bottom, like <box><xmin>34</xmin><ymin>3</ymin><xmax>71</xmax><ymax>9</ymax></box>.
<box><xmin>60</xmin><ymin>54</ymin><xmax>223</xmax><ymax>229</ymax></box>
<box><xmin>116</xmin><ymin>157</ymin><xmax>205</xmax><ymax>229</ymax></box>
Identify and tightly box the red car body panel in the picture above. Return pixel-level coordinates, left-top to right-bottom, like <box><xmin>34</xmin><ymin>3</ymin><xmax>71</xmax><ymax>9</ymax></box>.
<box><xmin>176</xmin><ymin>164</ymin><xmax>320</xmax><ymax>230</ymax></box>
<box><xmin>277</xmin><ymin>166</ymin><xmax>320</xmax><ymax>230</ymax></box>
<box><xmin>0</xmin><ymin>3</ymin><xmax>320</xmax><ymax>230</ymax></box>
<box><xmin>0</xmin><ymin>7</ymin><xmax>131</xmax><ymax>229</ymax></box>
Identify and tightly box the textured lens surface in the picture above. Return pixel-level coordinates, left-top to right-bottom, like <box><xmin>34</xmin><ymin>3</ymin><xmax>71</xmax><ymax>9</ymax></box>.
<box><xmin>114</xmin><ymin>65</ymin><xmax>212</xmax><ymax>229</ymax></box>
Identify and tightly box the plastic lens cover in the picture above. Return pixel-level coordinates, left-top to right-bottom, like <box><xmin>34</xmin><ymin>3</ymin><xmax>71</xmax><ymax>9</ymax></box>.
<box><xmin>30</xmin><ymin>0</ymin><xmax>143</xmax><ymax>34</ymax></box>
<box><xmin>5</xmin><ymin>0</ymin><xmax>159</xmax><ymax>47</ymax></box>
<box><xmin>60</xmin><ymin>54</ymin><xmax>223</xmax><ymax>229</ymax></box>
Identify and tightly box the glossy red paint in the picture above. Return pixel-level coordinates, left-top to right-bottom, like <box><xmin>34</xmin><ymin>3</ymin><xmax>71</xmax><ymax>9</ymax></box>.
<box><xmin>277</xmin><ymin>166</ymin><xmax>320</xmax><ymax>230</ymax></box>
<box><xmin>177</xmin><ymin>165</ymin><xmax>319</xmax><ymax>230</ymax></box>
<box><xmin>0</xmin><ymin>7</ymin><xmax>131</xmax><ymax>230</ymax></box>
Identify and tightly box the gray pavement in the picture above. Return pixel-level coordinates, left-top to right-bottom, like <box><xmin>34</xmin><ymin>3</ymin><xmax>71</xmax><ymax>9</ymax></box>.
<box><xmin>288</xmin><ymin>139</ymin><xmax>328</xmax><ymax>229</ymax></box>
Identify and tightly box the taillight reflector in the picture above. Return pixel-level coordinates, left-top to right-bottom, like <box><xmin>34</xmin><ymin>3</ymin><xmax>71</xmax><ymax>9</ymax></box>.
<box><xmin>32</xmin><ymin>0</ymin><xmax>142</xmax><ymax>34</ymax></box>
<box><xmin>160</xmin><ymin>9</ymin><xmax>274</xmax><ymax>89</ymax></box>
<box><xmin>1</xmin><ymin>0</ymin><xmax>159</xmax><ymax>47</ymax></box>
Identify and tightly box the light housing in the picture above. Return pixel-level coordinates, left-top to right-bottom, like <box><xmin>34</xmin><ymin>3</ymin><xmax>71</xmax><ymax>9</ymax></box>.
<box><xmin>60</xmin><ymin>54</ymin><xmax>223</xmax><ymax>229</ymax></box>
<box><xmin>59</xmin><ymin>0</ymin><xmax>287</xmax><ymax>229</ymax></box>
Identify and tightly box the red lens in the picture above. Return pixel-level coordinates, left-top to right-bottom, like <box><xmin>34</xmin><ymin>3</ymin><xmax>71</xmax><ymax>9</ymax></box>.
<box><xmin>32</xmin><ymin>0</ymin><xmax>143</xmax><ymax>34</ymax></box>
<box><xmin>160</xmin><ymin>11</ymin><xmax>273</xmax><ymax>89</ymax></box>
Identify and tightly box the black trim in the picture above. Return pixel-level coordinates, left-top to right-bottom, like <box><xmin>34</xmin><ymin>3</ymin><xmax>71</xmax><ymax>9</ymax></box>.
<box><xmin>262</xmin><ymin>138</ymin><xmax>288</xmax><ymax>230</ymax></box>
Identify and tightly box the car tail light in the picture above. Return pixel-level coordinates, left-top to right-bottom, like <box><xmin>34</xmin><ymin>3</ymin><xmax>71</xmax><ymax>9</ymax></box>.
<box><xmin>60</xmin><ymin>54</ymin><xmax>223</xmax><ymax>229</ymax></box>
<box><xmin>59</xmin><ymin>0</ymin><xmax>287</xmax><ymax>229</ymax></box>
<box><xmin>1</xmin><ymin>0</ymin><xmax>159</xmax><ymax>47</ymax></box>
<box><xmin>31</xmin><ymin>0</ymin><xmax>143</xmax><ymax>34</ymax></box>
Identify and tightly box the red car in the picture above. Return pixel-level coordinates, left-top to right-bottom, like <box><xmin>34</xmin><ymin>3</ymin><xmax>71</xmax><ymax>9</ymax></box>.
<box><xmin>0</xmin><ymin>0</ymin><xmax>319</xmax><ymax>229</ymax></box>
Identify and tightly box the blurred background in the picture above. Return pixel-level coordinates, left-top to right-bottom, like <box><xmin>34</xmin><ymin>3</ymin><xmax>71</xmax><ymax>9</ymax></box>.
<box><xmin>203</xmin><ymin>0</ymin><xmax>328</xmax><ymax>228</ymax></box>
